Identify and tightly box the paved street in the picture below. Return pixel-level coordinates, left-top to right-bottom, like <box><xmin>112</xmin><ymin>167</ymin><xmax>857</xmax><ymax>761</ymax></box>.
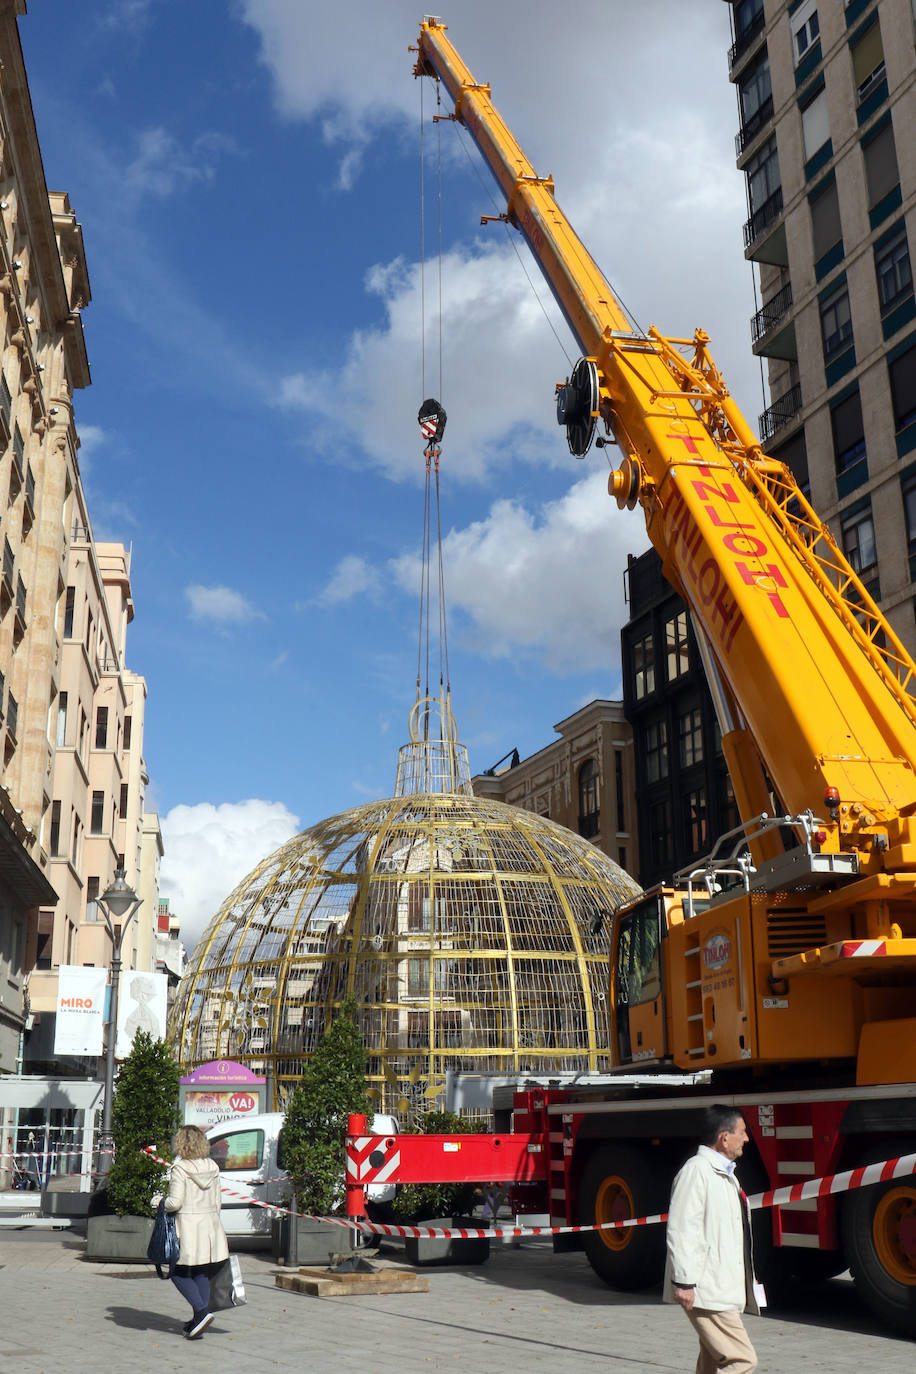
<box><xmin>0</xmin><ymin>1226</ymin><xmax>912</xmax><ymax>1373</ymax></box>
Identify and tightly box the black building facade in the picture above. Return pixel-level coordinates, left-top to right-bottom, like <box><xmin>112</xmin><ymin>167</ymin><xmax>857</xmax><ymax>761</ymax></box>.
<box><xmin>621</xmin><ymin>549</ymin><xmax>739</xmax><ymax>888</ymax></box>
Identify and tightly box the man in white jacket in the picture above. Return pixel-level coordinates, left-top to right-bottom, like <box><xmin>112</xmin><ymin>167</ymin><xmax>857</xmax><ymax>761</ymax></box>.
<box><xmin>664</xmin><ymin>1105</ymin><xmax>760</xmax><ymax>1374</ymax></box>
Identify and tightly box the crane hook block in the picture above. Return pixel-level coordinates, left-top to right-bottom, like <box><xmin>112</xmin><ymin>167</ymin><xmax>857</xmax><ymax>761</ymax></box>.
<box><xmin>418</xmin><ymin>398</ymin><xmax>447</xmax><ymax>446</ymax></box>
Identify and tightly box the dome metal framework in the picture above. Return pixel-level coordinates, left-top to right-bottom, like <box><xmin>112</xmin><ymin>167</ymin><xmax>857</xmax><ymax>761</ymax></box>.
<box><xmin>168</xmin><ymin>717</ymin><xmax>640</xmax><ymax>1115</ymax></box>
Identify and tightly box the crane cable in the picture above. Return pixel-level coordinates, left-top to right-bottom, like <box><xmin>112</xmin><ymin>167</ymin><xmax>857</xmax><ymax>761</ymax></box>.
<box><xmin>416</xmin><ymin>77</ymin><xmax>451</xmax><ymax>745</ymax></box>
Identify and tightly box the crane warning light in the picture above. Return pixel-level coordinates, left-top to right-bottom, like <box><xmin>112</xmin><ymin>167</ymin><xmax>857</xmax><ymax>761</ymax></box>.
<box><xmin>824</xmin><ymin>787</ymin><xmax>840</xmax><ymax>807</ymax></box>
<box><xmin>418</xmin><ymin>398</ymin><xmax>447</xmax><ymax>447</ymax></box>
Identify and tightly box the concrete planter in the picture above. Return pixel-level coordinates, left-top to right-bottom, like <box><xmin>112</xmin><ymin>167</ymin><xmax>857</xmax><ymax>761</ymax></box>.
<box><xmin>86</xmin><ymin>1213</ymin><xmax>155</xmax><ymax>1262</ymax></box>
<box><xmin>271</xmin><ymin>1213</ymin><xmax>356</xmax><ymax>1266</ymax></box>
<box><xmin>404</xmin><ymin>1217</ymin><xmax>490</xmax><ymax>1267</ymax></box>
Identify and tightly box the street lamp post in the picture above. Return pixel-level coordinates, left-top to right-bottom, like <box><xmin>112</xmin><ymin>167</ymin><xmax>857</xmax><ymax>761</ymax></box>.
<box><xmin>96</xmin><ymin>868</ymin><xmax>142</xmax><ymax>1177</ymax></box>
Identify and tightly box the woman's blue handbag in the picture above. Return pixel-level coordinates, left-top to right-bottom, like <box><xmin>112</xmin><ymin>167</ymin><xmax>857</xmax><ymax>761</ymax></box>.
<box><xmin>147</xmin><ymin>1200</ymin><xmax>179</xmax><ymax>1278</ymax></box>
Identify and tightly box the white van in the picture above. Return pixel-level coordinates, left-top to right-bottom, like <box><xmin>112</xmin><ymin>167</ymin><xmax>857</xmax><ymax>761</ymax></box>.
<box><xmin>205</xmin><ymin>1112</ymin><xmax>399</xmax><ymax>1242</ymax></box>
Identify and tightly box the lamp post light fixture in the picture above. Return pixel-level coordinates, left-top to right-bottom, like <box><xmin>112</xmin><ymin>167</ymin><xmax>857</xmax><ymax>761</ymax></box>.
<box><xmin>96</xmin><ymin>868</ymin><xmax>142</xmax><ymax>1176</ymax></box>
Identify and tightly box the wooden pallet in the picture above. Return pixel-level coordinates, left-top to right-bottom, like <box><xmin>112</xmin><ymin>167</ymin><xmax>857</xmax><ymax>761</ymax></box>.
<box><xmin>274</xmin><ymin>1265</ymin><xmax>430</xmax><ymax>1297</ymax></box>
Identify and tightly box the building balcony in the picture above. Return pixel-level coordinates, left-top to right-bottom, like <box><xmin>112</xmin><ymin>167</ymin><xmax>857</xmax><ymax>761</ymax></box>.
<box><xmin>6</xmin><ymin>690</ymin><xmax>17</xmax><ymax>743</ymax></box>
<box><xmin>751</xmin><ymin>282</ymin><xmax>797</xmax><ymax>359</ymax></box>
<box><xmin>759</xmin><ymin>382</ymin><xmax>803</xmax><ymax>443</ymax></box>
<box><xmin>729</xmin><ymin>7</ymin><xmax>766</xmax><ymax>70</ymax></box>
<box><xmin>735</xmin><ymin>96</ymin><xmax>774</xmax><ymax>157</ymax></box>
<box><xmin>744</xmin><ymin>186</ymin><xmax>783</xmax><ymax>250</ymax></box>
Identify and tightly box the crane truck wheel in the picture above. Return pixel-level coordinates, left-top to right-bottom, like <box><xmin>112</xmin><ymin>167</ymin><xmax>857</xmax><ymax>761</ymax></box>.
<box><xmin>577</xmin><ymin>1144</ymin><xmax>667</xmax><ymax>1290</ymax></box>
<box><xmin>840</xmin><ymin>1137</ymin><xmax>916</xmax><ymax>1337</ymax></box>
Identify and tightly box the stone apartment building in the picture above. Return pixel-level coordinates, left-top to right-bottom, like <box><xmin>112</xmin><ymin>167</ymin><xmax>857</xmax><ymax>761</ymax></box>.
<box><xmin>0</xmin><ymin>1</ymin><xmax>160</xmax><ymax>1078</ymax></box>
<box><xmin>730</xmin><ymin>0</ymin><xmax>916</xmax><ymax>644</ymax></box>
<box><xmin>472</xmin><ymin>699</ymin><xmax>637</xmax><ymax>876</ymax></box>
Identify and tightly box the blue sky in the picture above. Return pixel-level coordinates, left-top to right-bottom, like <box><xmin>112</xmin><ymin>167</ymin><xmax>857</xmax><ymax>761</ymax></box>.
<box><xmin>18</xmin><ymin>1</ymin><xmax>760</xmax><ymax>941</ymax></box>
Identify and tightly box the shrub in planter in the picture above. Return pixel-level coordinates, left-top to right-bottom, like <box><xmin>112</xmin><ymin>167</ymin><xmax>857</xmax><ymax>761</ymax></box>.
<box><xmin>279</xmin><ymin>998</ymin><xmax>371</xmax><ymax>1216</ymax></box>
<box><xmin>106</xmin><ymin>1032</ymin><xmax>180</xmax><ymax>1217</ymax></box>
<box><xmin>392</xmin><ymin>1110</ymin><xmax>486</xmax><ymax>1224</ymax></box>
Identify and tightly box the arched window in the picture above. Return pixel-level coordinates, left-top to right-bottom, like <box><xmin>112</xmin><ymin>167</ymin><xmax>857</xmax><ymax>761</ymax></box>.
<box><xmin>578</xmin><ymin>758</ymin><xmax>599</xmax><ymax>839</ymax></box>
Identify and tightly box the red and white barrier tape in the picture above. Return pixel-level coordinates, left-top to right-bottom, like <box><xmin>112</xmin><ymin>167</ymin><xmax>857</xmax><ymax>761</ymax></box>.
<box><xmin>142</xmin><ymin>1147</ymin><xmax>916</xmax><ymax>1242</ymax></box>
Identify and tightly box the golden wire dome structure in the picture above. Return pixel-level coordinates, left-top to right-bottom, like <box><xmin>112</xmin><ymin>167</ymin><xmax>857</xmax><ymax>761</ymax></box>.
<box><xmin>168</xmin><ymin>698</ymin><xmax>640</xmax><ymax>1116</ymax></box>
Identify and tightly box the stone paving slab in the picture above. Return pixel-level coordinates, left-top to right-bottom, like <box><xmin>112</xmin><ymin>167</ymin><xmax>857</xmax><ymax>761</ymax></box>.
<box><xmin>0</xmin><ymin>1230</ymin><xmax>912</xmax><ymax>1372</ymax></box>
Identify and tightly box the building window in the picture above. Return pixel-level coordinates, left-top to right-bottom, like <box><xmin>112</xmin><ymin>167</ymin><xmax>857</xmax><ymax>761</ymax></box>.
<box><xmin>578</xmin><ymin>758</ymin><xmax>599</xmax><ymax>839</ymax></box>
<box><xmin>820</xmin><ymin>280</ymin><xmax>853</xmax><ymax>362</ymax></box>
<box><xmin>95</xmin><ymin>705</ymin><xmax>108</xmax><ymax>749</ymax></box>
<box><xmin>645</xmin><ymin>719</ymin><xmax>669</xmax><ymax>784</ymax></box>
<box><xmin>665</xmin><ymin>610</ymin><xmax>690</xmax><ymax>680</ymax></box>
<box><xmin>904</xmin><ymin>473</ymin><xmax>916</xmax><ymax>554</ymax></box>
<box><xmin>851</xmin><ymin>18</ymin><xmax>885</xmax><ymax>103</ymax></box>
<box><xmin>71</xmin><ymin>812</ymin><xmax>80</xmax><ymax>865</ymax></box>
<box><xmin>875</xmin><ymin>225</ymin><xmax>913</xmax><ymax>316</ymax></box>
<box><xmin>685</xmin><ymin>787</ymin><xmax>708</xmax><ymax>856</ymax></box>
<box><xmin>831</xmin><ymin>388</ymin><xmax>866</xmax><ymax>473</ymax></box>
<box><xmin>863</xmin><ymin>122</ymin><xmax>899</xmax><ymax>211</ymax></box>
<box><xmin>745</xmin><ymin>135</ymin><xmax>781</xmax><ymax>216</ymax></box>
<box><xmin>792</xmin><ymin>1</ymin><xmax>819</xmax><ymax>64</ymax></box>
<box><xmin>801</xmin><ymin>88</ymin><xmax>829</xmax><ymax>162</ymax></box>
<box><xmin>120</xmin><ymin>782</ymin><xmax>128</xmax><ymax>816</ymax></box>
<box><xmin>85</xmin><ymin>610</ymin><xmax>93</xmax><ymax>654</ymax></box>
<box><xmin>772</xmin><ymin>429</ymin><xmax>809</xmax><ymax>494</ymax></box>
<box><xmin>49</xmin><ymin>800</ymin><xmax>61</xmax><ymax>857</ymax></box>
<box><xmin>633</xmin><ymin>633</ymin><xmax>655</xmax><ymax>699</ymax></box>
<box><xmin>841</xmin><ymin>502</ymin><xmax>877</xmax><ymax>578</ymax></box>
<box><xmin>719</xmin><ymin>771</ymin><xmax>740</xmax><ymax>834</ymax></box>
<box><xmin>649</xmin><ymin>798</ymin><xmax>672</xmax><ymax>870</ymax></box>
<box><xmin>56</xmin><ymin>691</ymin><xmax>68</xmax><ymax>748</ymax></box>
<box><xmin>678</xmin><ymin>706</ymin><xmax>704</xmax><ymax>768</ymax></box>
<box><xmin>614</xmin><ymin>750</ymin><xmax>625</xmax><ymax>830</ymax></box>
<box><xmin>79</xmin><ymin>709</ymin><xmax>87</xmax><ymax>761</ymax></box>
<box><xmin>86</xmin><ymin>876</ymin><xmax>100</xmax><ymax>922</ymax></box>
<box><xmin>810</xmin><ymin>179</ymin><xmax>842</xmax><ymax>263</ymax></box>
<box><xmin>63</xmin><ymin>585</ymin><xmax>75</xmax><ymax>638</ymax></box>
<box><xmin>738</xmin><ymin>49</ymin><xmax>772</xmax><ymax>145</ymax></box>
<box><xmin>123</xmin><ymin>714</ymin><xmax>132</xmax><ymax>750</ymax></box>
<box><xmin>90</xmin><ymin>790</ymin><xmax>104</xmax><ymax>835</ymax></box>
<box><xmin>890</xmin><ymin>344</ymin><xmax>916</xmax><ymax>433</ymax></box>
<box><xmin>617</xmin><ymin>846</ymin><xmax>628</xmax><ymax>870</ymax></box>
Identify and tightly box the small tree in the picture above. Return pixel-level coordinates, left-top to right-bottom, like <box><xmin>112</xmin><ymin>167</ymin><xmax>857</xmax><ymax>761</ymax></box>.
<box><xmin>280</xmin><ymin>998</ymin><xmax>371</xmax><ymax>1215</ymax></box>
<box><xmin>106</xmin><ymin>1032</ymin><xmax>180</xmax><ymax>1217</ymax></box>
<box><xmin>392</xmin><ymin>1110</ymin><xmax>485</xmax><ymax>1223</ymax></box>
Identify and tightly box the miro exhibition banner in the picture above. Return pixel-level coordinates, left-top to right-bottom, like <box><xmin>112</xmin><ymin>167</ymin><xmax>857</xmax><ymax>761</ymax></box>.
<box><xmin>54</xmin><ymin>965</ymin><xmax>108</xmax><ymax>1055</ymax></box>
<box><xmin>115</xmin><ymin>969</ymin><xmax>168</xmax><ymax>1058</ymax></box>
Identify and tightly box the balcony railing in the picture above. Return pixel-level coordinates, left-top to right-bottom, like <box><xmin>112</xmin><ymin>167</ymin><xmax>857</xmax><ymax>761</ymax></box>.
<box><xmin>735</xmin><ymin>95</ymin><xmax>774</xmax><ymax>156</ymax></box>
<box><xmin>729</xmin><ymin>7</ymin><xmax>765</xmax><ymax>67</ymax></box>
<box><xmin>759</xmin><ymin>382</ymin><xmax>803</xmax><ymax>442</ymax></box>
<box><xmin>751</xmin><ymin>281</ymin><xmax>793</xmax><ymax>344</ymax></box>
<box><xmin>743</xmin><ymin>185</ymin><xmax>783</xmax><ymax>249</ymax></box>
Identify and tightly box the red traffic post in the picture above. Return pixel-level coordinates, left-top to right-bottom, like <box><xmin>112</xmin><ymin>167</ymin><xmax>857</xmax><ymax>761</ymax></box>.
<box><xmin>345</xmin><ymin>1113</ymin><xmax>368</xmax><ymax>1220</ymax></box>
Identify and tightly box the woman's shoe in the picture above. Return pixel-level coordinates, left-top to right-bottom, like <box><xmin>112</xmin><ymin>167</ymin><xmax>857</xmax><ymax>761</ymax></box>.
<box><xmin>186</xmin><ymin>1311</ymin><xmax>214</xmax><ymax>1339</ymax></box>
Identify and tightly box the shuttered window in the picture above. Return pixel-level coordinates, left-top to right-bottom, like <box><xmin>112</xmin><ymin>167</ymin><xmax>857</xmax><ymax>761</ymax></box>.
<box><xmin>851</xmin><ymin>20</ymin><xmax>885</xmax><ymax>97</ymax></box>
<box><xmin>811</xmin><ymin>180</ymin><xmax>842</xmax><ymax>259</ymax></box>
<box><xmin>863</xmin><ymin>122</ymin><xmax>899</xmax><ymax>208</ymax></box>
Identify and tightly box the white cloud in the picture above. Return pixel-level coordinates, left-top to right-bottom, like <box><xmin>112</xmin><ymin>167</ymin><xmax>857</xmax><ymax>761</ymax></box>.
<box><xmin>185</xmin><ymin>584</ymin><xmax>262</xmax><ymax>625</ymax></box>
<box><xmin>160</xmin><ymin>799</ymin><xmax>301</xmax><ymax>949</ymax></box>
<box><xmin>123</xmin><ymin>127</ymin><xmax>238</xmax><ymax>203</ymax></box>
<box><xmin>278</xmin><ymin>241</ymin><xmax>569</xmax><ymax>484</ymax></box>
<box><xmin>242</xmin><ymin>1</ymin><xmax>762</xmax><ymax>430</ymax></box>
<box><xmin>314</xmin><ymin>554</ymin><xmax>382</xmax><ymax>606</ymax></box>
<box><xmin>389</xmin><ymin>469</ymin><xmax>649</xmax><ymax>673</ymax></box>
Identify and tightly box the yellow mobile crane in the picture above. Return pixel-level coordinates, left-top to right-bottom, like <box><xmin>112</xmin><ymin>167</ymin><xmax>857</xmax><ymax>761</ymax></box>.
<box><xmin>391</xmin><ymin>17</ymin><xmax>916</xmax><ymax>1332</ymax></box>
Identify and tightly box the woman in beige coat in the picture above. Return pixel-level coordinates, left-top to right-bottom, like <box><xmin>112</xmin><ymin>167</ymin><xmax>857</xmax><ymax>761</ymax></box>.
<box><xmin>151</xmin><ymin>1124</ymin><xmax>229</xmax><ymax>1339</ymax></box>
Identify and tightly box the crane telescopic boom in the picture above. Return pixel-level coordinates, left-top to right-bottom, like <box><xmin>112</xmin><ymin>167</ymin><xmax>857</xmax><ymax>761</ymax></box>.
<box><xmin>415</xmin><ymin>17</ymin><xmax>916</xmax><ymax>877</ymax></box>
